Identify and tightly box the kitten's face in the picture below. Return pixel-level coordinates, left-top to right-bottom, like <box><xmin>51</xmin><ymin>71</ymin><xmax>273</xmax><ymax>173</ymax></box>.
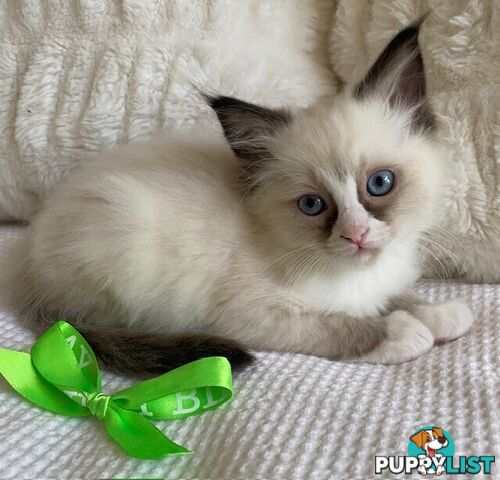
<box><xmin>209</xmin><ymin>21</ymin><xmax>444</xmax><ymax>273</ymax></box>
<box><xmin>248</xmin><ymin>98</ymin><xmax>443</xmax><ymax>269</ymax></box>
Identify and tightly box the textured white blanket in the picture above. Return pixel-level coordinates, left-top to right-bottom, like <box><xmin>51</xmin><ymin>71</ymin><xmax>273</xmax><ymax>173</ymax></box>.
<box><xmin>0</xmin><ymin>226</ymin><xmax>498</xmax><ymax>479</ymax></box>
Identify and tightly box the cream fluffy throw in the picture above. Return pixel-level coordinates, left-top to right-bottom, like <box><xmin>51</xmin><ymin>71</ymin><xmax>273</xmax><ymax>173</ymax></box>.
<box><xmin>0</xmin><ymin>1</ymin><xmax>498</xmax><ymax>281</ymax></box>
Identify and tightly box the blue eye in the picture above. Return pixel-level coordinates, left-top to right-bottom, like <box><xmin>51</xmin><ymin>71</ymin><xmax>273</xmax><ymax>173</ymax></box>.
<box><xmin>367</xmin><ymin>170</ymin><xmax>395</xmax><ymax>196</ymax></box>
<box><xmin>297</xmin><ymin>194</ymin><xmax>326</xmax><ymax>216</ymax></box>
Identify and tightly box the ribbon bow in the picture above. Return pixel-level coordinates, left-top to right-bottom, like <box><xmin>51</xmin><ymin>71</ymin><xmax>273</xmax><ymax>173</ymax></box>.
<box><xmin>0</xmin><ymin>321</ymin><xmax>233</xmax><ymax>459</ymax></box>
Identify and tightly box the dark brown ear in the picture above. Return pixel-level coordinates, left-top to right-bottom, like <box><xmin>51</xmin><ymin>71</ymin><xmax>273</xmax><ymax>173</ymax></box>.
<box><xmin>205</xmin><ymin>95</ymin><xmax>291</xmax><ymax>174</ymax></box>
<box><xmin>354</xmin><ymin>18</ymin><xmax>434</xmax><ymax>132</ymax></box>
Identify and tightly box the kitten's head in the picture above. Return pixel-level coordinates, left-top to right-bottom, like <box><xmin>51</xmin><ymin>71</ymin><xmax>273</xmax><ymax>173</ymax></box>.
<box><xmin>208</xmin><ymin>21</ymin><xmax>444</xmax><ymax>274</ymax></box>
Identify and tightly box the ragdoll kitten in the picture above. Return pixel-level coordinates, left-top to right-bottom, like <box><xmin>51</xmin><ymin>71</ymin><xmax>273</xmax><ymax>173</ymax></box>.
<box><xmin>4</xmin><ymin>22</ymin><xmax>473</xmax><ymax>375</ymax></box>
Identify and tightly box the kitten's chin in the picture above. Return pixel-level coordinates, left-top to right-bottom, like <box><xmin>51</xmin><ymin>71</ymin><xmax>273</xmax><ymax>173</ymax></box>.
<box><xmin>342</xmin><ymin>244</ymin><xmax>382</xmax><ymax>264</ymax></box>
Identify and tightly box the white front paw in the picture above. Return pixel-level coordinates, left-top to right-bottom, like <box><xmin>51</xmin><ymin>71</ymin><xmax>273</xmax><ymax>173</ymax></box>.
<box><xmin>415</xmin><ymin>299</ymin><xmax>474</xmax><ymax>344</ymax></box>
<box><xmin>360</xmin><ymin>311</ymin><xmax>433</xmax><ymax>364</ymax></box>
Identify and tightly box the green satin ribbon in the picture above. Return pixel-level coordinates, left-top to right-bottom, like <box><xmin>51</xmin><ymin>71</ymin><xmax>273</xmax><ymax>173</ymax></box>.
<box><xmin>0</xmin><ymin>321</ymin><xmax>233</xmax><ymax>459</ymax></box>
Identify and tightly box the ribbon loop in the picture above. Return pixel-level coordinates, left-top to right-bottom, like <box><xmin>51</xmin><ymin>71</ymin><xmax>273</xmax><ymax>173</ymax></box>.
<box><xmin>0</xmin><ymin>321</ymin><xmax>234</xmax><ymax>459</ymax></box>
<box><xmin>86</xmin><ymin>392</ymin><xmax>111</xmax><ymax>420</ymax></box>
<box><xmin>31</xmin><ymin>321</ymin><xmax>101</xmax><ymax>394</ymax></box>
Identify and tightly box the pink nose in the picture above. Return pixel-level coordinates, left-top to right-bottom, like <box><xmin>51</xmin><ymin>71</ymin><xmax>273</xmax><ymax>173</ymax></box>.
<box><xmin>341</xmin><ymin>227</ymin><xmax>368</xmax><ymax>247</ymax></box>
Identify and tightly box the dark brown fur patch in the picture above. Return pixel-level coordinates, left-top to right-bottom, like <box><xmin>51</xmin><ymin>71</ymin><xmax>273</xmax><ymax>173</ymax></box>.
<box><xmin>354</xmin><ymin>17</ymin><xmax>435</xmax><ymax>133</ymax></box>
<box><xmin>21</xmin><ymin>304</ymin><xmax>253</xmax><ymax>377</ymax></box>
<box><xmin>205</xmin><ymin>94</ymin><xmax>291</xmax><ymax>181</ymax></box>
<box><xmin>80</xmin><ymin>328</ymin><xmax>254</xmax><ymax>376</ymax></box>
<box><xmin>357</xmin><ymin>166</ymin><xmax>418</xmax><ymax>229</ymax></box>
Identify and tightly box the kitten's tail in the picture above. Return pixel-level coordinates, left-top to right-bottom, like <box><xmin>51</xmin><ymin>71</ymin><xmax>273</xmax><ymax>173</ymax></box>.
<box><xmin>0</xmin><ymin>237</ymin><xmax>253</xmax><ymax>376</ymax></box>
<box><xmin>76</xmin><ymin>326</ymin><xmax>254</xmax><ymax>376</ymax></box>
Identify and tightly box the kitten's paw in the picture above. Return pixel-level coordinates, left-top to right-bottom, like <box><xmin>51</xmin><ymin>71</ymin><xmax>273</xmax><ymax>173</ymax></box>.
<box><xmin>414</xmin><ymin>300</ymin><xmax>474</xmax><ymax>344</ymax></box>
<box><xmin>359</xmin><ymin>311</ymin><xmax>433</xmax><ymax>364</ymax></box>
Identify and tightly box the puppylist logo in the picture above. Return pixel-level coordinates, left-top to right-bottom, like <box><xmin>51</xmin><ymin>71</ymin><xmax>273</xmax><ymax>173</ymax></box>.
<box><xmin>375</xmin><ymin>426</ymin><xmax>495</xmax><ymax>475</ymax></box>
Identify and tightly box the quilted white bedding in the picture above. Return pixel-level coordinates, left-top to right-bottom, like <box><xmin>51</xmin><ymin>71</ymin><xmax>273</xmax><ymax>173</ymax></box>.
<box><xmin>0</xmin><ymin>225</ymin><xmax>498</xmax><ymax>479</ymax></box>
